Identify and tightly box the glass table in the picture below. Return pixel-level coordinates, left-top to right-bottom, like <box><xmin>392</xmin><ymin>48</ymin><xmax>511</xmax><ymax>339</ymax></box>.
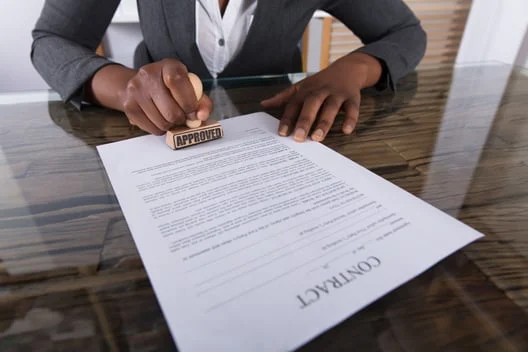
<box><xmin>0</xmin><ymin>63</ymin><xmax>527</xmax><ymax>351</ymax></box>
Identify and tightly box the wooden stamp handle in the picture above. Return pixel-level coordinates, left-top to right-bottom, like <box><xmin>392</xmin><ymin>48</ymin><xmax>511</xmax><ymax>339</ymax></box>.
<box><xmin>186</xmin><ymin>73</ymin><xmax>203</xmax><ymax>128</ymax></box>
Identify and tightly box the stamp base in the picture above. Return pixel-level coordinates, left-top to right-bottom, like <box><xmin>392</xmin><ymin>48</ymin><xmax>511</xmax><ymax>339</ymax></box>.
<box><xmin>166</xmin><ymin>120</ymin><xmax>224</xmax><ymax>150</ymax></box>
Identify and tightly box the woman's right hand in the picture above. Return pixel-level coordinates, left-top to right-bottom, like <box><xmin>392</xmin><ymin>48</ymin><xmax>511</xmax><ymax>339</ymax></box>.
<box><xmin>120</xmin><ymin>59</ymin><xmax>213</xmax><ymax>135</ymax></box>
<box><xmin>89</xmin><ymin>59</ymin><xmax>212</xmax><ymax>135</ymax></box>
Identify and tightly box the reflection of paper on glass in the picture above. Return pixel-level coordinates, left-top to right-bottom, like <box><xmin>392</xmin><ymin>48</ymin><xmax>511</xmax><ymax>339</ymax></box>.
<box><xmin>97</xmin><ymin>113</ymin><xmax>483</xmax><ymax>352</ymax></box>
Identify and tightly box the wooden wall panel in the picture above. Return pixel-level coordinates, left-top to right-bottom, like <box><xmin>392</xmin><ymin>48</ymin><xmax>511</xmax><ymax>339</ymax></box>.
<box><xmin>320</xmin><ymin>0</ymin><xmax>473</xmax><ymax>69</ymax></box>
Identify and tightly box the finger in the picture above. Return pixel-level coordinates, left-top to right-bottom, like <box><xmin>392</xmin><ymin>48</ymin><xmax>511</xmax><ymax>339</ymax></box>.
<box><xmin>136</xmin><ymin>95</ymin><xmax>173</xmax><ymax>132</ymax></box>
<box><xmin>151</xmin><ymin>85</ymin><xmax>186</xmax><ymax>126</ymax></box>
<box><xmin>293</xmin><ymin>91</ymin><xmax>328</xmax><ymax>142</ymax></box>
<box><xmin>123</xmin><ymin>99</ymin><xmax>164</xmax><ymax>135</ymax></box>
<box><xmin>278</xmin><ymin>98</ymin><xmax>302</xmax><ymax>137</ymax></box>
<box><xmin>196</xmin><ymin>95</ymin><xmax>213</xmax><ymax>121</ymax></box>
<box><xmin>342</xmin><ymin>94</ymin><xmax>361</xmax><ymax>135</ymax></box>
<box><xmin>311</xmin><ymin>96</ymin><xmax>343</xmax><ymax>142</ymax></box>
<box><xmin>161</xmin><ymin>62</ymin><xmax>198</xmax><ymax>120</ymax></box>
<box><xmin>261</xmin><ymin>85</ymin><xmax>298</xmax><ymax>108</ymax></box>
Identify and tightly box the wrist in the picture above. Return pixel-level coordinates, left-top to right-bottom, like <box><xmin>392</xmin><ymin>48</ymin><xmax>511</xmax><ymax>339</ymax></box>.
<box><xmin>333</xmin><ymin>52</ymin><xmax>383</xmax><ymax>89</ymax></box>
<box><xmin>88</xmin><ymin>64</ymin><xmax>137</xmax><ymax>111</ymax></box>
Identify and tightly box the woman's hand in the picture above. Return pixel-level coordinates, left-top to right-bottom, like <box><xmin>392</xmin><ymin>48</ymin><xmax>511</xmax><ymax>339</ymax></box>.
<box><xmin>89</xmin><ymin>59</ymin><xmax>212</xmax><ymax>135</ymax></box>
<box><xmin>261</xmin><ymin>52</ymin><xmax>383</xmax><ymax>142</ymax></box>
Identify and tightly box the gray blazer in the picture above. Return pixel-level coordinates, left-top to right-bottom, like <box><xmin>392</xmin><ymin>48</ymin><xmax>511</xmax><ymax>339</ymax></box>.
<box><xmin>31</xmin><ymin>0</ymin><xmax>426</xmax><ymax>104</ymax></box>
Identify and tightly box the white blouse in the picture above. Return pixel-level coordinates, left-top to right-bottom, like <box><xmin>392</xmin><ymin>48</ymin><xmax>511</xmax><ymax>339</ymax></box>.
<box><xmin>196</xmin><ymin>0</ymin><xmax>258</xmax><ymax>78</ymax></box>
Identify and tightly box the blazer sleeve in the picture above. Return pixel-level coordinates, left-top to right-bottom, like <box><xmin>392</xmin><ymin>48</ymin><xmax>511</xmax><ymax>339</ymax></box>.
<box><xmin>322</xmin><ymin>0</ymin><xmax>427</xmax><ymax>90</ymax></box>
<box><xmin>31</xmin><ymin>0</ymin><xmax>121</xmax><ymax>105</ymax></box>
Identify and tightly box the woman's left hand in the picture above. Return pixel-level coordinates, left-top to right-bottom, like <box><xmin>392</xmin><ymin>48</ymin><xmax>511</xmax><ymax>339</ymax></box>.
<box><xmin>261</xmin><ymin>52</ymin><xmax>383</xmax><ymax>142</ymax></box>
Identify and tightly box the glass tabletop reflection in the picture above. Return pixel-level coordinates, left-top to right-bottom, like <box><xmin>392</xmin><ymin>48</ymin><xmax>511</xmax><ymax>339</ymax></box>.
<box><xmin>0</xmin><ymin>63</ymin><xmax>527</xmax><ymax>351</ymax></box>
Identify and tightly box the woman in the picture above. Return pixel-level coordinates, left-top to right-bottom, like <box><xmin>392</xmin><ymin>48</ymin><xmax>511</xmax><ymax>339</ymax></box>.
<box><xmin>31</xmin><ymin>0</ymin><xmax>426</xmax><ymax>142</ymax></box>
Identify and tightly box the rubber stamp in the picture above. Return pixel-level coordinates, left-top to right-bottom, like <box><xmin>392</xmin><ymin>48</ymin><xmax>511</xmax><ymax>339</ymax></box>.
<box><xmin>166</xmin><ymin>73</ymin><xmax>224</xmax><ymax>149</ymax></box>
<box><xmin>166</xmin><ymin>119</ymin><xmax>224</xmax><ymax>149</ymax></box>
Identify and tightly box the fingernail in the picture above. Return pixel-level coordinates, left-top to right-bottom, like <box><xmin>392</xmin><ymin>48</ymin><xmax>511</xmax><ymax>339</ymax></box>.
<box><xmin>186</xmin><ymin>112</ymin><xmax>197</xmax><ymax>120</ymax></box>
<box><xmin>343</xmin><ymin>125</ymin><xmax>354</xmax><ymax>135</ymax></box>
<box><xmin>294</xmin><ymin>128</ymin><xmax>306</xmax><ymax>142</ymax></box>
<box><xmin>311</xmin><ymin>129</ymin><xmax>324</xmax><ymax>141</ymax></box>
<box><xmin>278</xmin><ymin>125</ymin><xmax>289</xmax><ymax>136</ymax></box>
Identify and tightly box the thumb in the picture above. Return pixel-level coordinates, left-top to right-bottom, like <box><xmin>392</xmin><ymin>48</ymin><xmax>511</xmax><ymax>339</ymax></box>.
<box><xmin>196</xmin><ymin>94</ymin><xmax>213</xmax><ymax>121</ymax></box>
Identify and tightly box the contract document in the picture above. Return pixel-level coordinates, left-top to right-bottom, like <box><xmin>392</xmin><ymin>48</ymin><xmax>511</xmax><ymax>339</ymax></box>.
<box><xmin>97</xmin><ymin>112</ymin><xmax>483</xmax><ymax>352</ymax></box>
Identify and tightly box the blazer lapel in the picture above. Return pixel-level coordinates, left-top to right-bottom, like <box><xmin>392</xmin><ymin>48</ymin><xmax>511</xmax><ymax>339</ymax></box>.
<box><xmin>161</xmin><ymin>0</ymin><xmax>211</xmax><ymax>78</ymax></box>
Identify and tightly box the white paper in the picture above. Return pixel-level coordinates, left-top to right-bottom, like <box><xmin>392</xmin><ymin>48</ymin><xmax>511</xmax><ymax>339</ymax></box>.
<box><xmin>97</xmin><ymin>113</ymin><xmax>483</xmax><ymax>352</ymax></box>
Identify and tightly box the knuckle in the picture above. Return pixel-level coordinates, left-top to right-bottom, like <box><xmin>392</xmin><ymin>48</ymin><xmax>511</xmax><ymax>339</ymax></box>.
<box><xmin>304</xmin><ymin>88</ymin><xmax>326</xmax><ymax>100</ymax></box>
<box><xmin>163</xmin><ymin>111</ymin><xmax>176</xmax><ymax>123</ymax></box>
<box><xmin>284</xmin><ymin>101</ymin><xmax>301</xmax><ymax>114</ymax></box>
<box><xmin>171</xmin><ymin>71</ymin><xmax>185</xmax><ymax>82</ymax></box>
<box><xmin>317</xmin><ymin>119</ymin><xmax>333</xmax><ymax>130</ymax></box>
<box><xmin>311</xmin><ymin>91</ymin><xmax>328</xmax><ymax>102</ymax></box>
<box><xmin>125</xmin><ymin>114</ymin><xmax>137</xmax><ymax>126</ymax></box>
<box><xmin>292</xmin><ymin>92</ymin><xmax>307</xmax><ymax>104</ymax></box>
<box><xmin>347</xmin><ymin>104</ymin><xmax>360</xmax><ymax>116</ymax></box>
<box><xmin>126</xmin><ymin>79</ymin><xmax>141</xmax><ymax>93</ymax></box>
<box><xmin>349</xmin><ymin>95</ymin><xmax>361</xmax><ymax>108</ymax></box>
<box><xmin>282</xmin><ymin>111</ymin><xmax>299</xmax><ymax>123</ymax></box>
<box><xmin>325</xmin><ymin>97</ymin><xmax>342</xmax><ymax>110</ymax></box>
<box><xmin>157</xmin><ymin>115</ymin><xmax>174</xmax><ymax>130</ymax></box>
<box><xmin>282</xmin><ymin>112</ymin><xmax>295</xmax><ymax>122</ymax></box>
<box><xmin>122</xmin><ymin>99</ymin><xmax>137</xmax><ymax>113</ymax></box>
<box><xmin>164</xmin><ymin>72</ymin><xmax>185</xmax><ymax>87</ymax></box>
<box><xmin>165</xmin><ymin>109</ymin><xmax>184</xmax><ymax>123</ymax></box>
<box><xmin>137</xmin><ymin>66</ymin><xmax>151</xmax><ymax>78</ymax></box>
<box><xmin>161</xmin><ymin>112</ymin><xmax>175</xmax><ymax>124</ymax></box>
<box><xmin>280</xmin><ymin>117</ymin><xmax>295</xmax><ymax>126</ymax></box>
<box><xmin>281</xmin><ymin>106</ymin><xmax>298</xmax><ymax>123</ymax></box>
<box><xmin>348</xmin><ymin>100</ymin><xmax>360</xmax><ymax>110</ymax></box>
<box><xmin>346</xmin><ymin>111</ymin><xmax>359</xmax><ymax>122</ymax></box>
<box><xmin>281</xmin><ymin>119</ymin><xmax>294</xmax><ymax>127</ymax></box>
<box><xmin>160</xmin><ymin>121</ymin><xmax>172</xmax><ymax>131</ymax></box>
<box><xmin>297</xmin><ymin>115</ymin><xmax>314</xmax><ymax>125</ymax></box>
<box><xmin>348</xmin><ymin>114</ymin><xmax>359</xmax><ymax>123</ymax></box>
